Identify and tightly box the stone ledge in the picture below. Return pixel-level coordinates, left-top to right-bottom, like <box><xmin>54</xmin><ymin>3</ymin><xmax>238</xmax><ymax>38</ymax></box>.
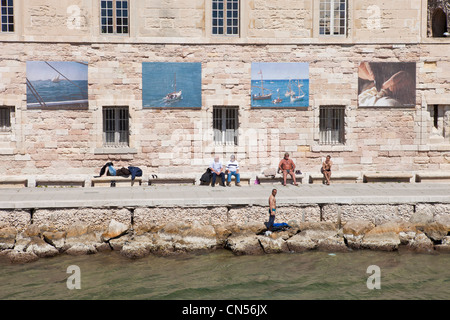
<box><xmin>363</xmin><ymin>172</ymin><xmax>413</xmax><ymax>183</ymax></box>
<box><xmin>91</xmin><ymin>176</ymin><xmax>142</xmax><ymax>187</ymax></box>
<box><xmin>309</xmin><ymin>172</ymin><xmax>360</xmax><ymax>184</ymax></box>
<box><xmin>416</xmin><ymin>172</ymin><xmax>450</xmax><ymax>183</ymax></box>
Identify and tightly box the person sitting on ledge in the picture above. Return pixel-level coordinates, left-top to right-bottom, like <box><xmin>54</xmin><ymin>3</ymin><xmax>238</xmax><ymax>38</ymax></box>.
<box><xmin>278</xmin><ymin>152</ymin><xmax>299</xmax><ymax>186</ymax></box>
<box><xmin>226</xmin><ymin>155</ymin><xmax>241</xmax><ymax>187</ymax></box>
<box><xmin>321</xmin><ymin>155</ymin><xmax>333</xmax><ymax>185</ymax></box>
<box><xmin>209</xmin><ymin>155</ymin><xmax>226</xmax><ymax>187</ymax></box>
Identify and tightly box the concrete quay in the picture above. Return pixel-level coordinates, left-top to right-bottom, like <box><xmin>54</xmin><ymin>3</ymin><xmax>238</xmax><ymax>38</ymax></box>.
<box><xmin>1</xmin><ymin>183</ymin><xmax>450</xmax><ymax>210</ymax></box>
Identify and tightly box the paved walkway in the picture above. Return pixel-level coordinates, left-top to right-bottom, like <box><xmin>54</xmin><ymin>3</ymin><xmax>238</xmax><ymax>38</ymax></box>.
<box><xmin>1</xmin><ymin>183</ymin><xmax>450</xmax><ymax>209</ymax></box>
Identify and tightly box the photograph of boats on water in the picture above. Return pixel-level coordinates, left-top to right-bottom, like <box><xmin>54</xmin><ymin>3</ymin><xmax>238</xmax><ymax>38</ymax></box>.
<box><xmin>358</xmin><ymin>62</ymin><xmax>416</xmax><ymax>107</ymax></box>
<box><xmin>251</xmin><ymin>62</ymin><xmax>309</xmax><ymax>108</ymax></box>
<box><xmin>26</xmin><ymin>61</ymin><xmax>88</xmax><ymax>109</ymax></box>
<box><xmin>142</xmin><ymin>62</ymin><xmax>202</xmax><ymax>108</ymax></box>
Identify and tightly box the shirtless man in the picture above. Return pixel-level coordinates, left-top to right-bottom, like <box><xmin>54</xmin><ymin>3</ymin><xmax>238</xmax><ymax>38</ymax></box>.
<box><xmin>322</xmin><ymin>155</ymin><xmax>333</xmax><ymax>185</ymax></box>
<box><xmin>278</xmin><ymin>152</ymin><xmax>298</xmax><ymax>186</ymax></box>
<box><xmin>268</xmin><ymin>189</ymin><xmax>277</xmax><ymax>231</ymax></box>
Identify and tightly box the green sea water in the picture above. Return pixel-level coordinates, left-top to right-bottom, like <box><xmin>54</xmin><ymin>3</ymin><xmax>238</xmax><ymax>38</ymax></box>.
<box><xmin>0</xmin><ymin>250</ymin><xmax>449</xmax><ymax>300</ymax></box>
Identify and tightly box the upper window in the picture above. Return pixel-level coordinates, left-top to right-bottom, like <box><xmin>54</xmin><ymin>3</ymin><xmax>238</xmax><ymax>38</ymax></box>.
<box><xmin>213</xmin><ymin>106</ymin><xmax>239</xmax><ymax>145</ymax></box>
<box><xmin>319</xmin><ymin>106</ymin><xmax>345</xmax><ymax>145</ymax></box>
<box><xmin>1</xmin><ymin>0</ymin><xmax>14</xmax><ymax>33</ymax></box>
<box><xmin>212</xmin><ymin>0</ymin><xmax>239</xmax><ymax>36</ymax></box>
<box><xmin>0</xmin><ymin>107</ymin><xmax>12</xmax><ymax>132</ymax></box>
<box><xmin>101</xmin><ymin>0</ymin><xmax>129</xmax><ymax>34</ymax></box>
<box><xmin>319</xmin><ymin>0</ymin><xmax>347</xmax><ymax>36</ymax></box>
<box><xmin>103</xmin><ymin>106</ymin><xmax>129</xmax><ymax>147</ymax></box>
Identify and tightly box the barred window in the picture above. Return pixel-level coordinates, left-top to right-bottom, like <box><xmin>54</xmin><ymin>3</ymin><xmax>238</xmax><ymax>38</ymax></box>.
<box><xmin>103</xmin><ymin>107</ymin><xmax>129</xmax><ymax>147</ymax></box>
<box><xmin>1</xmin><ymin>0</ymin><xmax>14</xmax><ymax>32</ymax></box>
<box><xmin>319</xmin><ymin>106</ymin><xmax>345</xmax><ymax>145</ymax></box>
<box><xmin>101</xmin><ymin>0</ymin><xmax>129</xmax><ymax>34</ymax></box>
<box><xmin>0</xmin><ymin>107</ymin><xmax>11</xmax><ymax>132</ymax></box>
<box><xmin>319</xmin><ymin>0</ymin><xmax>347</xmax><ymax>36</ymax></box>
<box><xmin>213</xmin><ymin>106</ymin><xmax>239</xmax><ymax>145</ymax></box>
<box><xmin>212</xmin><ymin>0</ymin><xmax>239</xmax><ymax>36</ymax></box>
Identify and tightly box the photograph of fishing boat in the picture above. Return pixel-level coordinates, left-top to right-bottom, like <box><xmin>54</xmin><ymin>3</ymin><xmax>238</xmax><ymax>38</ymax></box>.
<box><xmin>142</xmin><ymin>62</ymin><xmax>201</xmax><ymax>108</ymax></box>
<box><xmin>26</xmin><ymin>61</ymin><xmax>88</xmax><ymax>109</ymax></box>
<box><xmin>251</xmin><ymin>62</ymin><xmax>309</xmax><ymax>108</ymax></box>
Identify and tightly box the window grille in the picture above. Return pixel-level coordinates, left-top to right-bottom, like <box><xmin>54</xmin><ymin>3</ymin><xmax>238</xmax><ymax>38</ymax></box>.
<box><xmin>1</xmin><ymin>0</ymin><xmax>14</xmax><ymax>32</ymax></box>
<box><xmin>212</xmin><ymin>0</ymin><xmax>239</xmax><ymax>36</ymax></box>
<box><xmin>0</xmin><ymin>107</ymin><xmax>11</xmax><ymax>132</ymax></box>
<box><xmin>103</xmin><ymin>107</ymin><xmax>129</xmax><ymax>147</ymax></box>
<box><xmin>213</xmin><ymin>106</ymin><xmax>239</xmax><ymax>145</ymax></box>
<box><xmin>101</xmin><ymin>0</ymin><xmax>129</xmax><ymax>34</ymax></box>
<box><xmin>319</xmin><ymin>0</ymin><xmax>347</xmax><ymax>36</ymax></box>
<box><xmin>319</xmin><ymin>106</ymin><xmax>345</xmax><ymax>145</ymax></box>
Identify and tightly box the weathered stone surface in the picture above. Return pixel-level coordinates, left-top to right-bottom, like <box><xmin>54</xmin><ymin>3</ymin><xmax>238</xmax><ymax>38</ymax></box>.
<box><xmin>343</xmin><ymin>220</ymin><xmax>375</xmax><ymax>236</ymax></box>
<box><xmin>286</xmin><ymin>233</ymin><xmax>317</xmax><ymax>252</ymax></box>
<box><xmin>257</xmin><ymin>235</ymin><xmax>289</xmax><ymax>254</ymax></box>
<box><xmin>317</xmin><ymin>237</ymin><xmax>348</xmax><ymax>252</ymax></box>
<box><xmin>435</xmin><ymin>236</ymin><xmax>450</xmax><ymax>253</ymax></box>
<box><xmin>0</xmin><ymin>227</ymin><xmax>17</xmax><ymax>250</ymax></box>
<box><xmin>6</xmin><ymin>250</ymin><xmax>39</xmax><ymax>264</ymax></box>
<box><xmin>101</xmin><ymin>219</ymin><xmax>130</xmax><ymax>242</ymax></box>
<box><xmin>225</xmin><ymin>235</ymin><xmax>264</xmax><ymax>255</ymax></box>
<box><xmin>25</xmin><ymin>236</ymin><xmax>59</xmax><ymax>258</ymax></box>
<box><xmin>422</xmin><ymin>222</ymin><xmax>448</xmax><ymax>242</ymax></box>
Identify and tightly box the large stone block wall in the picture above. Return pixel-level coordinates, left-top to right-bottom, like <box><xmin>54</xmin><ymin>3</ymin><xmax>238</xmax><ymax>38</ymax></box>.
<box><xmin>0</xmin><ymin>41</ymin><xmax>450</xmax><ymax>175</ymax></box>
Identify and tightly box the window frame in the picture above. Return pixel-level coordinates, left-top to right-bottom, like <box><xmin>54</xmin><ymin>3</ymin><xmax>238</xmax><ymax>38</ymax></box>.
<box><xmin>319</xmin><ymin>0</ymin><xmax>347</xmax><ymax>36</ymax></box>
<box><xmin>213</xmin><ymin>106</ymin><xmax>239</xmax><ymax>146</ymax></box>
<box><xmin>319</xmin><ymin>105</ymin><xmax>346</xmax><ymax>145</ymax></box>
<box><xmin>1</xmin><ymin>0</ymin><xmax>14</xmax><ymax>33</ymax></box>
<box><xmin>0</xmin><ymin>106</ymin><xmax>12</xmax><ymax>132</ymax></box>
<box><xmin>212</xmin><ymin>0</ymin><xmax>240</xmax><ymax>37</ymax></box>
<box><xmin>102</xmin><ymin>106</ymin><xmax>130</xmax><ymax>147</ymax></box>
<box><xmin>100</xmin><ymin>0</ymin><xmax>129</xmax><ymax>35</ymax></box>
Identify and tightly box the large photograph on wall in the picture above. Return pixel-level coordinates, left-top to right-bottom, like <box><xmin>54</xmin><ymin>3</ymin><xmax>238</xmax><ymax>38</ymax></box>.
<box><xmin>26</xmin><ymin>61</ymin><xmax>88</xmax><ymax>109</ymax></box>
<box><xmin>251</xmin><ymin>62</ymin><xmax>309</xmax><ymax>108</ymax></box>
<box><xmin>358</xmin><ymin>62</ymin><xmax>416</xmax><ymax>107</ymax></box>
<box><xmin>142</xmin><ymin>62</ymin><xmax>202</xmax><ymax>108</ymax></box>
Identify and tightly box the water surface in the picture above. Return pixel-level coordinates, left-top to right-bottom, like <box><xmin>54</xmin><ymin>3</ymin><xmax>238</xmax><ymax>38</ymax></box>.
<box><xmin>0</xmin><ymin>250</ymin><xmax>448</xmax><ymax>300</ymax></box>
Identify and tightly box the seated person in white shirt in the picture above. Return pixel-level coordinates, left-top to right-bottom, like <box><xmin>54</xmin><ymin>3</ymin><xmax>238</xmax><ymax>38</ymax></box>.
<box><xmin>226</xmin><ymin>155</ymin><xmax>241</xmax><ymax>187</ymax></box>
<box><xmin>209</xmin><ymin>156</ymin><xmax>226</xmax><ymax>187</ymax></box>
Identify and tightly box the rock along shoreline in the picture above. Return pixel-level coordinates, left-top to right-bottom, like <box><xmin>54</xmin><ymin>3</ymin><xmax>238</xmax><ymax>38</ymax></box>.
<box><xmin>0</xmin><ymin>204</ymin><xmax>449</xmax><ymax>264</ymax></box>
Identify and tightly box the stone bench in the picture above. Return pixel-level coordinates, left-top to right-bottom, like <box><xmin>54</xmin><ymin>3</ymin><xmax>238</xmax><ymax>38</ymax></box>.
<box><xmin>149</xmin><ymin>174</ymin><xmax>196</xmax><ymax>186</ymax></box>
<box><xmin>415</xmin><ymin>172</ymin><xmax>450</xmax><ymax>183</ymax></box>
<box><xmin>35</xmin><ymin>175</ymin><xmax>88</xmax><ymax>188</ymax></box>
<box><xmin>219</xmin><ymin>172</ymin><xmax>252</xmax><ymax>186</ymax></box>
<box><xmin>309</xmin><ymin>172</ymin><xmax>360</xmax><ymax>184</ymax></box>
<box><xmin>0</xmin><ymin>177</ymin><xmax>28</xmax><ymax>188</ymax></box>
<box><xmin>363</xmin><ymin>172</ymin><xmax>413</xmax><ymax>183</ymax></box>
<box><xmin>91</xmin><ymin>176</ymin><xmax>142</xmax><ymax>187</ymax></box>
<box><xmin>256</xmin><ymin>173</ymin><xmax>305</xmax><ymax>185</ymax></box>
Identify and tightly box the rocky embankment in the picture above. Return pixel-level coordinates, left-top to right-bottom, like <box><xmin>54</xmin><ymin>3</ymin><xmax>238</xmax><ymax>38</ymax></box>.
<box><xmin>0</xmin><ymin>206</ymin><xmax>449</xmax><ymax>264</ymax></box>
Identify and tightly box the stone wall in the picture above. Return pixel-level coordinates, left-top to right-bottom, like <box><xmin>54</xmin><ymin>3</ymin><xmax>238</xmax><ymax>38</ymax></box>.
<box><xmin>1</xmin><ymin>41</ymin><xmax>450</xmax><ymax>176</ymax></box>
<box><xmin>0</xmin><ymin>203</ymin><xmax>449</xmax><ymax>263</ymax></box>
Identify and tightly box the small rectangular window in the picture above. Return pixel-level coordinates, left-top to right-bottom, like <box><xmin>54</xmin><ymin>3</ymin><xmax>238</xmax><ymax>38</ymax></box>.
<box><xmin>213</xmin><ymin>106</ymin><xmax>239</xmax><ymax>145</ymax></box>
<box><xmin>101</xmin><ymin>0</ymin><xmax>129</xmax><ymax>34</ymax></box>
<box><xmin>0</xmin><ymin>107</ymin><xmax>11</xmax><ymax>132</ymax></box>
<box><xmin>103</xmin><ymin>107</ymin><xmax>129</xmax><ymax>147</ymax></box>
<box><xmin>212</xmin><ymin>0</ymin><xmax>239</xmax><ymax>36</ymax></box>
<box><xmin>1</xmin><ymin>0</ymin><xmax>14</xmax><ymax>33</ymax></box>
<box><xmin>319</xmin><ymin>106</ymin><xmax>345</xmax><ymax>145</ymax></box>
<box><xmin>319</xmin><ymin>0</ymin><xmax>346</xmax><ymax>36</ymax></box>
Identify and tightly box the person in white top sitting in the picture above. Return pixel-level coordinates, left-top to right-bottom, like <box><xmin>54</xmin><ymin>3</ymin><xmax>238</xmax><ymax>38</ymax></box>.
<box><xmin>209</xmin><ymin>155</ymin><xmax>226</xmax><ymax>187</ymax></box>
<box><xmin>226</xmin><ymin>155</ymin><xmax>241</xmax><ymax>187</ymax></box>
